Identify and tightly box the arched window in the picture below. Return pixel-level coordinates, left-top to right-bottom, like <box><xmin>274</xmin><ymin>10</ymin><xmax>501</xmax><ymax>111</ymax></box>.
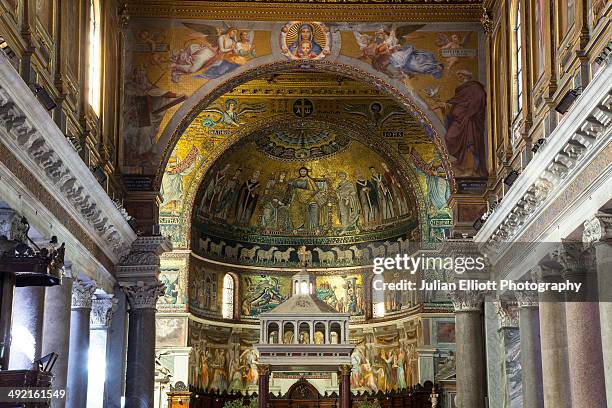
<box><xmin>513</xmin><ymin>1</ymin><xmax>524</xmax><ymax>115</ymax></box>
<box><xmin>87</xmin><ymin>0</ymin><xmax>101</xmax><ymax>115</ymax></box>
<box><xmin>222</xmin><ymin>274</ymin><xmax>234</xmax><ymax>319</ymax></box>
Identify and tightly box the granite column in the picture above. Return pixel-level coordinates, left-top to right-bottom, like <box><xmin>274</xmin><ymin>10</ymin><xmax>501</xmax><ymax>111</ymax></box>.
<box><xmin>515</xmin><ymin>291</ymin><xmax>544</xmax><ymax>408</ymax></box>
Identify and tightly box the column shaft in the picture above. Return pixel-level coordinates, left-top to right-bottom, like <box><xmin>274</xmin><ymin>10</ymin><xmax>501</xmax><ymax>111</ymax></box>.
<box><xmin>340</xmin><ymin>365</ymin><xmax>351</xmax><ymax>408</ymax></box>
<box><xmin>125</xmin><ymin>308</ymin><xmax>157</xmax><ymax>408</ymax></box>
<box><xmin>565</xmin><ymin>301</ymin><xmax>607</xmax><ymax>407</ymax></box>
<box><xmin>594</xmin><ymin>241</ymin><xmax>612</xmax><ymax>407</ymax></box>
<box><xmin>539</xmin><ymin>298</ymin><xmax>571</xmax><ymax>408</ymax></box>
<box><xmin>0</xmin><ymin>273</ymin><xmax>16</xmax><ymax>369</ymax></box>
<box><xmin>9</xmin><ymin>286</ymin><xmax>45</xmax><ymax>370</ymax></box>
<box><xmin>455</xmin><ymin>310</ymin><xmax>485</xmax><ymax>408</ymax></box>
<box><xmin>257</xmin><ymin>365</ymin><xmax>270</xmax><ymax>408</ymax></box>
<box><xmin>66</xmin><ymin>279</ymin><xmax>96</xmax><ymax>408</ymax></box>
<box><xmin>518</xmin><ymin>304</ymin><xmax>544</xmax><ymax>408</ymax></box>
<box><xmin>42</xmin><ymin>275</ymin><xmax>73</xmax><ymax>408</ymax></box>
<box><xmin>66</xmin><ymin>309</ymin><xmax>92</xmax><ymax>408</ymax></box>
<box><xmin>105</xmin><ymin>291</ymin><xmax>128</xmax><ymax>408</ymax></box>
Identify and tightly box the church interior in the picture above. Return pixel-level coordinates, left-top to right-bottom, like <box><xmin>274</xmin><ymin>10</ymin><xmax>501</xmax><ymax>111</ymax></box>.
<box><xmin>0</xmin><ymin>0</ymin><xmax>610</xmax><ymax>407</ymax></box>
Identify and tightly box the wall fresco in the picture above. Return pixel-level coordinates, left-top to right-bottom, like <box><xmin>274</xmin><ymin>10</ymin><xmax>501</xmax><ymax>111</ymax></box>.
<box><xmin>158</xmin><ymin>254</ymin><xmax>188</xmax><ymax>312</ymax></box>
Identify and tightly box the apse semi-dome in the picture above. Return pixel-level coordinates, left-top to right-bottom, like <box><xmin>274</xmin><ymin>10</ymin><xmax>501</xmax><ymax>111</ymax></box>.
<box><xmin>191</xmin><ymin>120</ymin><xmax>420</xmax><ymax>268</ymax></box>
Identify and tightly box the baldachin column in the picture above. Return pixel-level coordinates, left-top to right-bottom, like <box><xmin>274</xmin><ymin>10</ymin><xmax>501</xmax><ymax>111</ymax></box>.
<box><xmin>257</xmin><ymin>364</ymin><xmax>270</xmax><ymax>408</ymax></box>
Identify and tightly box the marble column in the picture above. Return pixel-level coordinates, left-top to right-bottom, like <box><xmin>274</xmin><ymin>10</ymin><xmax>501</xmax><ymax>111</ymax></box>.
<box><xmin>123</xmin><ymin>281</ymin><xmax>165</xmax><ymax>408</ymax></box>
<box><xmin>257</xmin><ymin>364</ymin><xmax>270</xmax><ymax>408</ymax></box>
<box><xmin>451</xmin><ymin>291</ymin><xmax>485</xmax><ymax>408</ymax></box>
<box><xmin>66</xmin><ymin>278</ymin><xmax>97</xmax><ymax>408</ymax></box>
<box><xmin>339</xmin><ymin>364</ymin><xmax>351</xmax><ymax>408</ymax></box>
<box><xmin>515</xmin><ymin>291</ymin><xmax>544</xmax><ymax>408</ymax></box>
<box><xmin>534</xmin><ymin>264</ymin><xmax>571</xmax><ymax>408</ymax></box>
<box><xmin>495</xmin><ymin>301</ymin><xmax>521</xmax><ymax>408</ymax></box>
<box><xmin>104</xmin><ymin>290</ymin><xmax>128</xmax><ymax>408</ymax></box>
<box><xmin>583</xmin><ymin>213</ymin><xmax>612</xmax><ymax>407</ymax></box>
<box><xmin>42</xmin><ymin>270</ymin><xmax>74</xmax><ymax>408</ymax></box>
<box><xmin>555</xmin><ymin>242</ymin><xmax>608</xmax><ymax>407</ymax></box>
<box><xmin>87</xmin><ymin>294</ymin><xmax>117</xmax><ymax>408</ymax></box>
<box><xmin>8</xmin><ymin>286</ymin><xmax>46</xmax><ymax>370</ymax></box>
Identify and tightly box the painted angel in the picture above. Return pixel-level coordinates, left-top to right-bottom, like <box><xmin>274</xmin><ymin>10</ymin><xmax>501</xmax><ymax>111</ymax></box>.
<box><xmin>386</xmin><ymin>24</ymin><xmax>443</xmax><ymax>79</ymax></box>
<box><xmin>201</xmin><ymin>99</ymin><xmax>266</xmax><ymax>128</ymax></box>
<box><xmin>436</xmin><ymin>32</ymin><xmax>473</xmax><ymax>72</ymax></box>
<box><xmin>170</xmin><ymin>23</ymin><xmax>220</xmax><ymax>82</ymax></box>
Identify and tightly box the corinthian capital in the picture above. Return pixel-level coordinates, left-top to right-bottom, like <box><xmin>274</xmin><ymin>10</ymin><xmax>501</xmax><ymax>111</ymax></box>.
<box><xmin>583</xmin><ymin>213</ymin><xmax>612</xmax><ymax>246</ymax></box>
<box><xmin>551</xmin><ymin>241</ymin><xmax>595</xmax><ymax>275</ymax></box>
<box><xmin>515</xmin><ymin>290</ymin><xmax>539</xmax><ymax>308</ymax></box>
<box><xmin>449</xmin><ymin>290</ymin><xmax>484</xmax><ymax>312</ymax></box>
<box><xmin>495</xmin><ymin>300</ymin><xmax>519</xmax><ymax>328</ymax></box>
<box><xmin>122</xmin><ymin>280</ymin><xmax>165</xmax><ymax>310</ymax></box>
<box><xmin>90</xmin><ymin>295</ymin><xmax>118</xmax><ymax>327</ymax></box>
<box><xmin>71</xmin><ymin>279</ymin><xmax>97</xmax><ymax>309</ymax></box>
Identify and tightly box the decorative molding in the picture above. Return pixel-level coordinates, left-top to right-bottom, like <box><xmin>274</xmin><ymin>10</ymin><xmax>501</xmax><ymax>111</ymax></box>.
<box><xmin>583</xmin><ymin>213</ymin><xmax>612</xmax><ymax>246</ymax></box>
<box><xmin>71</xmin><ymin>279</ymin><xmax>97</xmax><ymax>309</ymax></box>
<box><xmin>449</xmin><ymin>290</ymin><xmax>484</xmax><ymax>312</ymax></box>
<box><xmin>0</xmin><ymin>54</ymin><xmax>136</xmax><ymax>264</ymax></box>
<box><xmin>514</xmin><ymin>290</ymin><xmax>539</xmax><ymax>308</ymax></box>
<box><xmin>125</xmin><ymin>1</ymin><xmax>482</xmax><ymax>22</ymax></box>
<box><xmin>494</xmin><ymin>300</ymin><xmax>518</xmax><ymax>328</ymax></box>
<box><xmin>116</xmin><ymin>235</ymin><xmax>173</xmax><ymax>281</ymax></box>
<box><xmin>475</xmin><ymin>64</ymin><xmax>612</xmax><ymax>254</ymax></box>
<box><xmin>90</xmin><ymin>295</ymin><xmax>118</xmax><ymax>327</ymax></box>
<box><xmin>123</xmin><ymin>280</ymin><xmax>165</xmax><ymax>310</ymax></box>
<box><xmin>531</xmin><ymin>264</ymin><xmax>561</xmax><ymax>283</ymax></box>
<box><xmin>550</xmin><ymin>242</ymin><xmax>595</xmax><ymax>275</ymax></box>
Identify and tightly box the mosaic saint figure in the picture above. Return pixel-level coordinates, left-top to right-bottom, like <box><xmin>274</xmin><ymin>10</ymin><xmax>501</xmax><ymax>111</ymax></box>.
<box><xmin>235</xmin><ymin>170</ymin><xmax>261</xmax><ymax>225</ymax></box>
<box><xmin>199</xmin><ymin>163</ymin><xmax>230</xmax><ymax>215</ymax></box>
<box><xmin>261</xmin><ymin>171</ymin><xmax>291</xmax><ymax>230</ymax></box>
<box><xmin>370</xmin><ymin>166</ymin><xmax>395</xmax><ymax>220</ymax></box>
<box><xmin>336</xmin><ymin>171</ymin><xmax>360</xmax><ymax>231</ymax></box>
<box><xmin>215</xmin><ymin>167</ymin><xmax>243</xmax><ymax>220</ymax></box>
<box><xmin>355</xmin><ymin>170</ymin><xmax>378</xmax><ymax>225</ymax></box>
<box><xmin>287</xmin><ymin>167</ymin><xmax>320</xmax><ymax>230</ymax></box>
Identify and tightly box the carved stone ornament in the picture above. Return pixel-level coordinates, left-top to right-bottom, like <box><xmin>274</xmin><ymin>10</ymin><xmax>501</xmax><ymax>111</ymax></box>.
<box><xmin>550</xmin><ymin>241</ymin><xmax>595</xmax><ymax>275</ymax></box>
<box><xmin>123</xmin><ymin>280</ymin><xmax>165</xmax><ymax>310</ymax></box>
<box><xmin>514</xmin><ymin>290</ymin><xmax>539</xmax><ymax>308</ymax></box>
<box><xmin>257</xmin><ymin>364</ymin><xmax>270</xmax><ymax>376</ymax></box>
<box><xmin>583</xmin><ymin>213</ymin><xmax>612</xmax><ymax>246</ymax></box>
<box><xmin>0</xmin><ymin>63</ymin><xmax>136</xmax><ymax>261</ymax></box>
<box><xmin>480</xmin><ymin>76</ymin><xmax>612</xmax><ymax>247</ymax></box>
<box><xmin>449</xmin><ymin>290</ymin><xmax>485</xmax><ymax>312</ymax></box>
<box><xmin>90</xmin><ymin>295</ymin><xmax>118</xmax><ymax>327</ymax></box>
<box><xmin>71</xmin><ymin>278</ymin><xmax>97</xmax><ymax>309</ymax></box>
<box><xmin>494</xmin><ymin>300</ymin><xmax>519</xmax><ymax>328</ymax></box>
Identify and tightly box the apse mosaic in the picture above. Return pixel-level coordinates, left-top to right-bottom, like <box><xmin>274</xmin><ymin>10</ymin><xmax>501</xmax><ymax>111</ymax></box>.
<box><xmin>189</xmin><ymin>126</ymin><xmax>420</xmax><ymax>267</ymax></box>
<box><xmin>123</xmin><ymin>18</ymin><xmax>486</xmax><ymax>182</ymax></box>
<box><xmin>240</xmin><ymin>274</ymin><xmax>291</xmax><ymax>317</ymax></box>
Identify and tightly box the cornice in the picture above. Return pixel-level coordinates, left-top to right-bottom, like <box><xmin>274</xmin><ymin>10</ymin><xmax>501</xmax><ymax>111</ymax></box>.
<box><xmin>475</xmin><ymin>64</ymin><xmax>612</xmax><ymax>255</ymax></box>
<box><xmin>125</xmin><ymin>1</ymin><xmax>482</xmax><ymax>22</ymax></box>
<box><xmin>0</xmin><ymin>53</ymin><xmax>137</xmax><ymax>264</ymax></box>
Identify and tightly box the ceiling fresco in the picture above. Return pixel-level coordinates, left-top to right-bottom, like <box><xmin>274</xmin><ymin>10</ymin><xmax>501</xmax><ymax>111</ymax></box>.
<box><xmin>122</xmin><ymin>19</ymin><xmax>486</xmax><ymax>188</ymax></box>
